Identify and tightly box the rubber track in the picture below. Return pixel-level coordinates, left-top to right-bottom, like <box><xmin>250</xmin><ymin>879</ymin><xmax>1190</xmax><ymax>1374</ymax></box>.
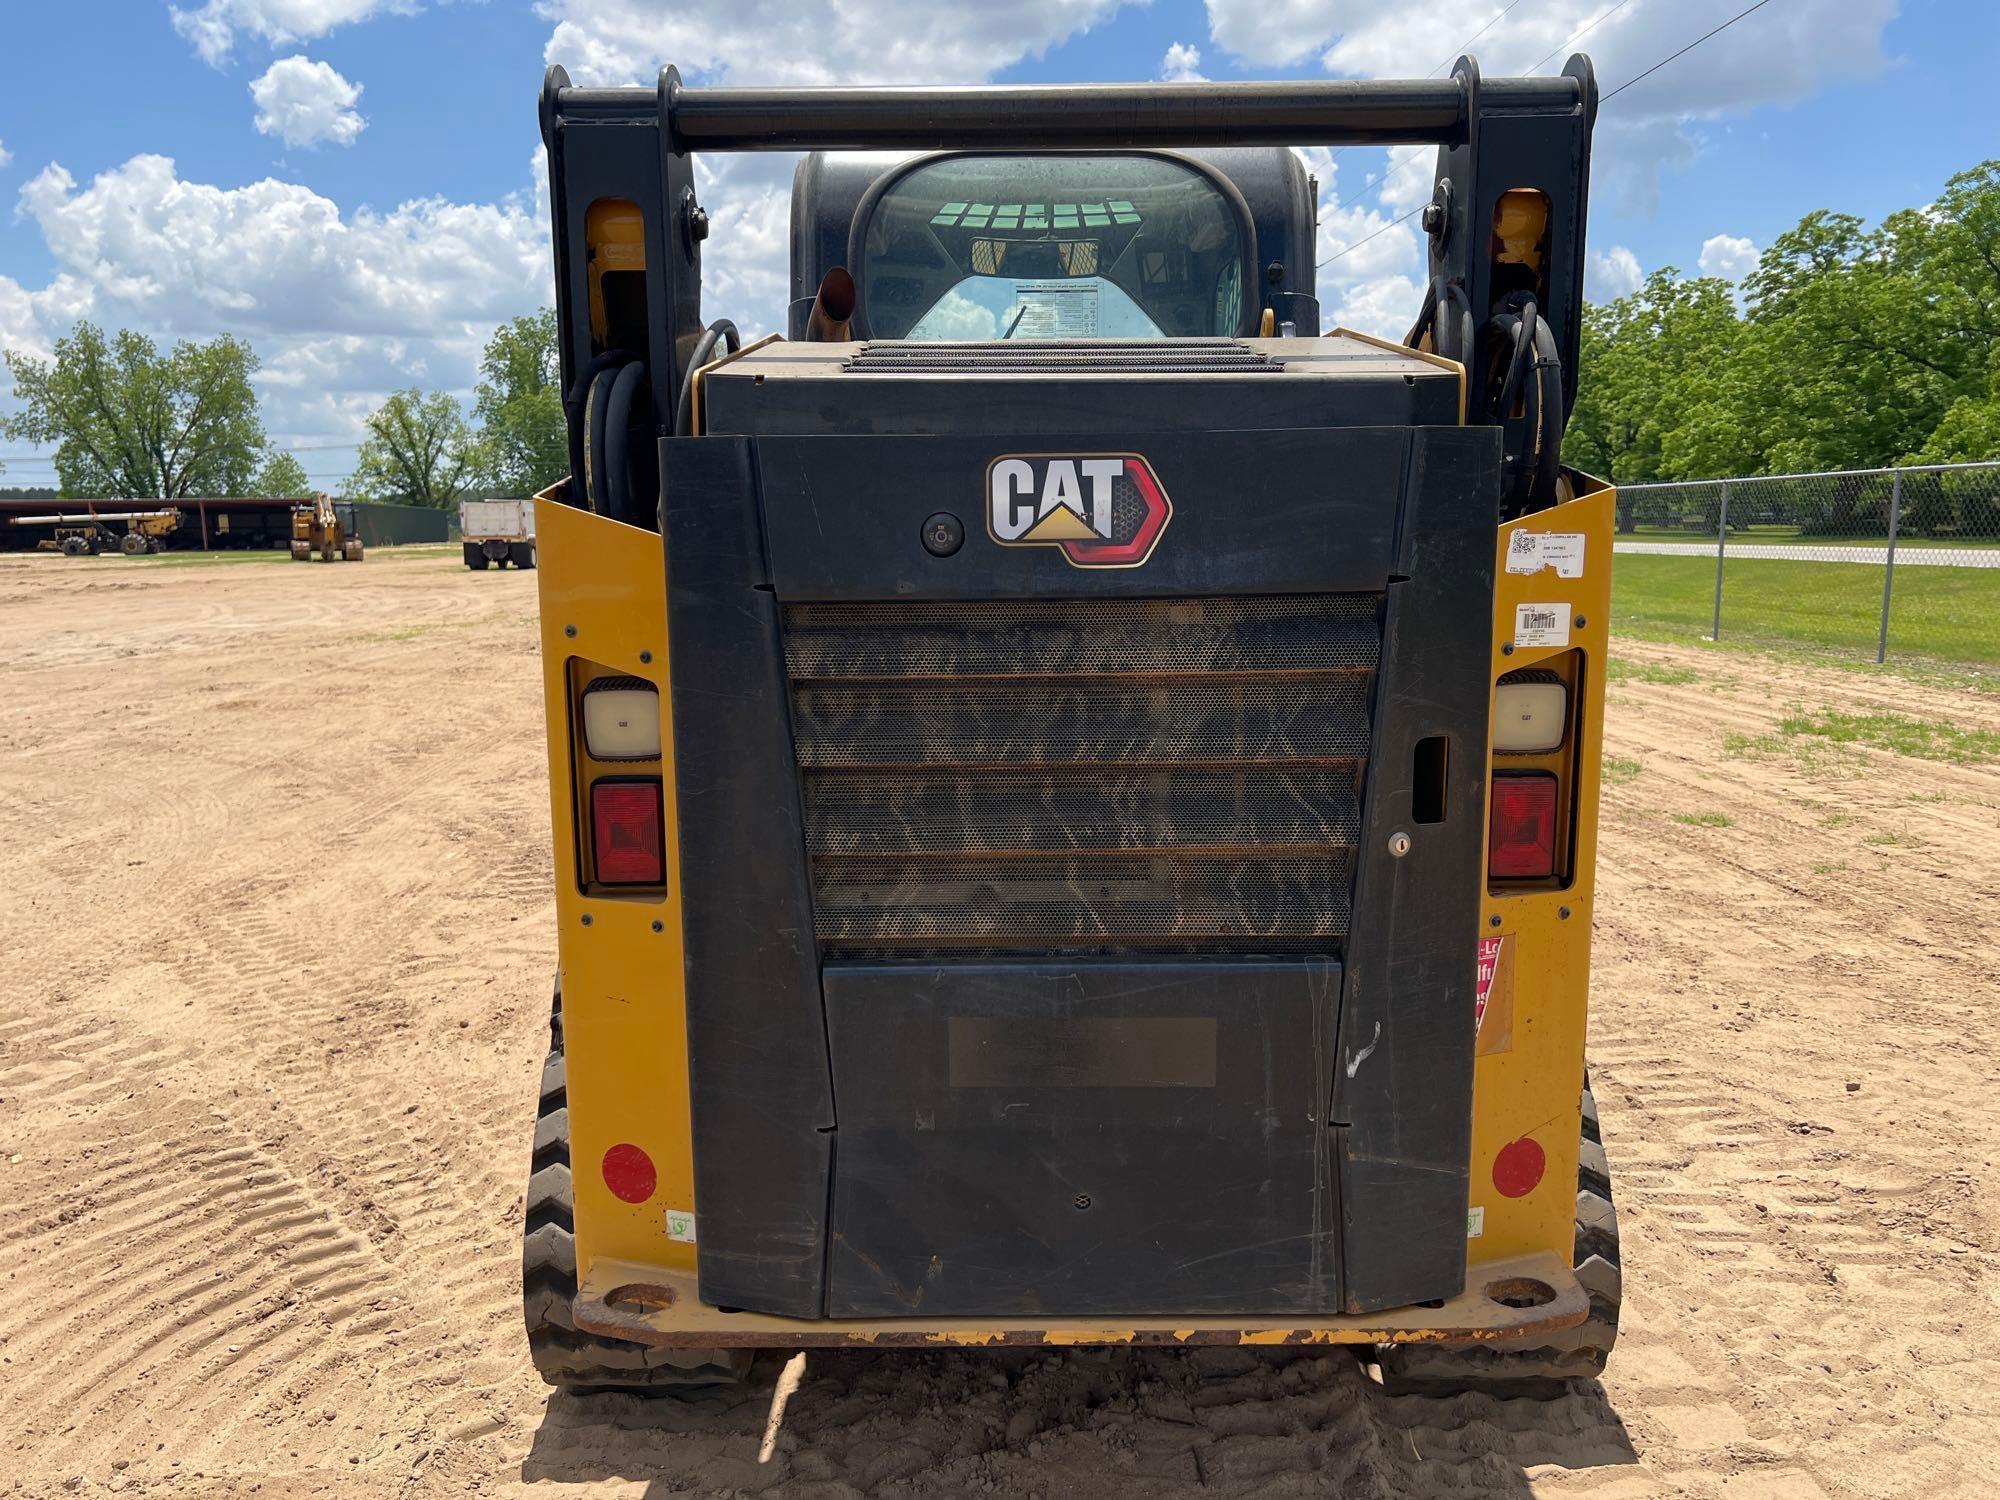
<box><xmin>1377</xmin><ymin>1076</ymin><xmax>1621</xmax><ymax>1395</ymax></box>
<box><xmin>522</xmin><ymin>982</ymin><xmax>750</xmax><ymax>1391</ymax></box>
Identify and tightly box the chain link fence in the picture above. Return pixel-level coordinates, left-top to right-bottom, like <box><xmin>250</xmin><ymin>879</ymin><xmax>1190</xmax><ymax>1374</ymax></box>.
<box><xmin>1612</xmin><ymin>461</ymin><xmax>2000</xmax><ymax>667</ymax></box>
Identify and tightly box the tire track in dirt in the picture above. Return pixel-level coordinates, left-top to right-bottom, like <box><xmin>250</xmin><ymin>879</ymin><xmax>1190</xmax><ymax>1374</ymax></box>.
<box><xmin>1580</xmin><ymin>645</ymin><xmax>2000</xmax><ymax>1499</ymax></box>
<box><xmin>6</xmin><ymin>563</ymin><xmax>1997</xmax><ymax>1497</ymax></box>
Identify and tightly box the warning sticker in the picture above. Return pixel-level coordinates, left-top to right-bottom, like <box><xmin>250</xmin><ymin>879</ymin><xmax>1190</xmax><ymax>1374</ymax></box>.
<box><xmin>1467</xmin><ymin>1206</ymin><xmax>1485</xmax><ymax>1239</ymax></box>
<box><xmin>1475</xmin><ymin>936</ymin><xmax>1503</xmax><ymax>1031</ymax></box>
<box><xmin>1505</xmin><ymin>531</ymin><xmax>1587</xmax><ymax>578</ymax></box>
<box><xmin>1476</xmin><ymin>933</ymin><xmax>1516</xmax><ymax>1056</ymax></box>
<box><xmin>1012</xmin><ymin>281</ymin><xmax>1101</xmax><ymax>338</ymax></box>
<box><xmin>665</xmin><ymin>1209</ymin><xmax>696</xmax><ymax>1244</ymax></box>
<box><xmin>1513</xmin><ymin>603</ymin><xmax>1570</xmax><ymax>649</ymax></box>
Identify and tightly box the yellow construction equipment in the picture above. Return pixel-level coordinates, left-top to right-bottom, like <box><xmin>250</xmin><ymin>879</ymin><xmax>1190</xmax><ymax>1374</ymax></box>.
<box><xmin>291</xmin><ymin>493</ymin><xmax>363</xmax><ymax>562</ymax></box>
<box><xmin>524</xmin><ymin>56</ymin><xmax>1618</xmax><ymax>1396</ymax></box>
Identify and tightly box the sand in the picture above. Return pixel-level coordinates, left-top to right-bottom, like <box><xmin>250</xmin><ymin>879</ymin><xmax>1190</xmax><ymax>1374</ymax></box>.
<box><xmin>1</xmin><ymin>551</ymin><xmax>1994</xmax><ymax>1498</ymax></box>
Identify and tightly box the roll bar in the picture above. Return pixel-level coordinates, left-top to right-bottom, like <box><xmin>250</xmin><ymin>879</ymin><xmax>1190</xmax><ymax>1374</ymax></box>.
<box><xmin>543</xmin><ymin>72</ymin><xmax>1590</xmax><ymax>151</ymax></box>
<box><xmin>540</xmin><ymin>58</ymin><xmax>1597</xmax><ymax>517</ymax></box>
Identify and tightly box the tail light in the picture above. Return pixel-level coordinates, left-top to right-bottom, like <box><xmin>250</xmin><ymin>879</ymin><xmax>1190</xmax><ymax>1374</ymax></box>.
<box><xmin>1493</xmin><ymin>673</ymin><xmax>1567</xmax><ymax>753</ymax></box>
<box><xmin>591</xmin><ymin>779</ymin><xmax>665</xmax><ymax>885</ymax></box>
<box><xmin>1490</xmin><ymin>773</ymin><xmax>1558</xmax><ymax>879</ymax></box>
<box><xmin>581</xmin><ymin>678</ymin><xmax>661</xmax><ymax>760</ymax></box>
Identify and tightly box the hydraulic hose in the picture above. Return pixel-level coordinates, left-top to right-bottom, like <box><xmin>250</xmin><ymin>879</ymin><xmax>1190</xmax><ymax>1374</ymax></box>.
<box><xmin>1485</xmin><ymin>292</ymin><xmax>1566</xmax><ymax>516</ymax></box>
<box><xmin>602</xmin><ymin>360</ymin><xmax>648</xmax><ymax>526</ymax></box>
<box><xmin>671</xmin><ymin>319</ymin><xmax>742</xmax><ymax>438</ymax></box>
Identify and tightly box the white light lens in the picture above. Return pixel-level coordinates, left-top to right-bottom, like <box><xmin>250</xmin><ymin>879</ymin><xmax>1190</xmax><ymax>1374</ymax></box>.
<box><xmin>582</xmin><ymin>686</ymin><xmax>661</xmax><ymax>760</ymax></box>
<box><xmin>1493</xmin><ymin>682</ymin><xmax>1567</xmax><ymax>753</ymax></box>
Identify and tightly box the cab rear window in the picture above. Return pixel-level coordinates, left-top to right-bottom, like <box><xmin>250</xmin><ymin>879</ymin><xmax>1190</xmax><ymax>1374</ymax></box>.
<box><xmin>860</xmin><ymin>155</ymin><xmax>1249</xmax><ymax>342</ymax></box>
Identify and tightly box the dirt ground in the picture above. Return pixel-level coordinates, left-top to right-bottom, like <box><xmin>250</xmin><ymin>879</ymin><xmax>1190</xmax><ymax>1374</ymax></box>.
<box><xmin>2</xmin><ymin>551</ymin><xmax>1995</xmax><ymax>1500</ymax></box>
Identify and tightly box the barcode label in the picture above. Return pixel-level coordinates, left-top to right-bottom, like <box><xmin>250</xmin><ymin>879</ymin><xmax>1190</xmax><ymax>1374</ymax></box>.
<box><xmin>1513</xmin><ymin>603</ymin><xmax>1570</xmax><ymax>648</ymax></box>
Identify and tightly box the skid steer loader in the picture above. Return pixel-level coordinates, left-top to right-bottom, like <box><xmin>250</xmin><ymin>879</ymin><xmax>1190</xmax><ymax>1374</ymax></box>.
<box><xmin>524</xmin><ymin>58</ymin><xmax>1619</xmax><ymax>1393</ymax></box>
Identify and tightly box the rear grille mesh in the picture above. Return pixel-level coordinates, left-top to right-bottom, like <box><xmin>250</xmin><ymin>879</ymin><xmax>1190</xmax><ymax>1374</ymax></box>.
<box><xmin>783</xmin><ymin>596</ymin><xmax>1380</xmax><ymax>957</ymax></box>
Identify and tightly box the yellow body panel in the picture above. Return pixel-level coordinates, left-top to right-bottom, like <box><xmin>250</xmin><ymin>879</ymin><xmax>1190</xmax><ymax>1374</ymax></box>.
<box><xmin>537</xmin><ymin>491</ymin><xmax>696</xmax><ymax>1281</ymax></box>
<box><xmin>1466</xmin><ymin>481</ymin><xmax>1614</xmax><ymax>1268</ymax></box>
<box><xmin>536</xmin><ymin>477</ymin><xmax>1613</xmax><ymax>1340</ymax></box>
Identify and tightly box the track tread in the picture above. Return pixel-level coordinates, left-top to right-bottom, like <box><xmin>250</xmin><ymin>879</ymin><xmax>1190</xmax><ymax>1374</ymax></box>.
<box><xmin>1377</xmin><ymin>1076</ymin><xmax>1620</xmax><ymax>1394</ymax></box>
<box><xmin>522</xmin><ymin>979</ymin><xmax>748</xmax><ymax>1392</ymax></box>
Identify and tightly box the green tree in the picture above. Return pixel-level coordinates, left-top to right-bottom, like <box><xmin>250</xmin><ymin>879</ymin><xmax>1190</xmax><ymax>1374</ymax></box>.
<box><xmin>3</xmin><ymin>323</ymin><xmax>265</xmax><ymax>498</ymax></box>
<box><xmin>253</xmin><ymin>450</ymin><xmax>313</xmax><ymax>497</ymax></box>
<box><xmin>1563</xmin><ymin>159</ymin><xmax>2000</xmax><ymax>489</ymax></box>
<box><xmin>1564</xmin><ymin>270</ymin><xmax>1742</xmax><ymax>524</ymax></box>
<box><xmin>346</xmin><ymin>389</ymin><xmax>477</xmax><ymax>507</ymax></box>
<box><xmin>472</xmin><ymin>309</ymin><xmax>566</xmax><ymax>496</ymax></box>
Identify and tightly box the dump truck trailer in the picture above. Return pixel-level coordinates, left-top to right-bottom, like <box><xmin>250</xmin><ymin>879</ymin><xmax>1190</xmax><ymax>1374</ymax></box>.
<box><xmin>462</xmin><ymin>498</ymin><xmax>537</xmax><ymax>570</ymax></box>
<box><xmin>525</xmin><ymin>59</ymin><xmax>1617</xmax><ymax>1392</ymax></box>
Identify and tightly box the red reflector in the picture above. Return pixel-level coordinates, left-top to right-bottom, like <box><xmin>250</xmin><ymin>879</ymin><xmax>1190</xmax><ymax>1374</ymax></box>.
<box><xmin>603</xmin><ymin>1143</ymin><xmax>657</xmax><ymax>1204</ymax></box>
<box><xmin>1493</xmin><ymin>1136</ymin><xmax>1546</xmax><ymax>1198</ymax></box>
<box><xmin>591</xmin><ymin>779</ymin><xmax>664</xmax><ymax>885</ymax></box>
<box><xmin>1490</xmin><ymin>772</ymin><xmax>1558</xmax><ymax>879</ymax></box>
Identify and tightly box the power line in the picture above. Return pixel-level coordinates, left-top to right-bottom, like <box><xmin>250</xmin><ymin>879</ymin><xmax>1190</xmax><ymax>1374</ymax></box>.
<box><xmin>1524</xmin><ymin>0</ymin><xmax>1637</xmax><ymax>76</ymax></box>
<box><xmin>1309</xmin><ymin>1</ymin><xmax>1534</xmax><ymax>267</ymax></box>
<box><xmin>1343</xmin><ymin>0</ymin><xmax>1636</xmax><ymax>226</ymax></box>
<box><xmin>1319</xmin><ymin>0</ymin><xmax>1784</xmax><ymax>268</ymax></box>
<box><xmin>1603</xmin><ymin>0</ymin><xmax>1777</xmax><ymax>101</ymax></box>
<box><xmin>1319</xmin><ymin>204</ymin><xmax>1428</xmax><ymax>268</ymax></box>
<box><xmin>1430</xmin><ymin>0</ymin><xmax>1532</xmax><ymax>77</ymax></box>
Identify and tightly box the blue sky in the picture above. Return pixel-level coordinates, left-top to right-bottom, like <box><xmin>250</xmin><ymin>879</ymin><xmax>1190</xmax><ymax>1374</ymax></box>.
<box><xmin>0</xmin><ymin>0</ymin><xmax>1993</xmax><ymax>486</ymax></box>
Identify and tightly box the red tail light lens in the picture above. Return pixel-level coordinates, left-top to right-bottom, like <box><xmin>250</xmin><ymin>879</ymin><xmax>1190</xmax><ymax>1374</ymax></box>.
<box><xmin>1490</xmin><ymin>773</ymin><xmax>1558</xmax><ymax>879</ymax></box>
<box><xmin>591</xmin><ymin>779</ymin><xmax>664</xmax><ymax>885</ymax></box>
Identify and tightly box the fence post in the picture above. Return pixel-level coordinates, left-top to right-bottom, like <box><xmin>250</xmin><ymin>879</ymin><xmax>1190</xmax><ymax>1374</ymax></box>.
<box><xmin>1711</xmin><ymin>479</ymin><xmax>1730</xmax><ymax>642</ymax></box>
<box><xmin>1877</xmin><ymin>468</ymin><xmax>1903</xmax><ymax>664</ymax></box>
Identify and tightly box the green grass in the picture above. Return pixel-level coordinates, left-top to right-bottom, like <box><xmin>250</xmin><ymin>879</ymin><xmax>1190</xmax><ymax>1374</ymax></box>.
<box><xmin>1811</xmin><ymin>860</ymin><xmax>1849</xmax><ymax>875</ymax></box>
<box><xmin>1861</xmin><ymin>829</ymin><xmax>1922</xmax><ymax>848</ymax></box>
<box><xmin>1671</xmin><ymin>811</ymin><xmax>1734</xmax><ymax>827</ymax></box>
<box><xmin>98</xmin><ymin>541</ymin><xmax>460</xmax><ymax>569</ymax></box>
<box><xmin>1819</xmin><ymin>811</ymin><xmax>1859</xmax><ymax>827</ymax></box>
<box><xmin>1624</xmin><ymin>523</ymin><xmax>2000</xmax><ymax>551</ymax></box>
<box><xmin>1611</xmin><ymin>553</ymin><xmax>2000</xmax><ymax>672</ymax></box>
<box><xmin>1602</xmin><ymin>755</ymin><xmax>1643</xmax><ymax>785</ymax></box>
<box><xmin>137</xmin><ymin>549</ymin><xmax>296</xmax><ymax>568</ymax></box>
<box><xmin>352</xmin><ymin>616</ymin><xmax>482</xmax><ymax>644</ymax></box>
<box><xmin>1605</xmin><ymin>656</ymin><xmax>1700</xmax><ymax>686</ymax></box>
<box><xmin>1721</xmin><ymin>728</ymin><xmax>1863</xmax><ymax>778</ymax></box>
<box><xmin>1775</xmin><ymin>709</ymin><xmax>2000</xmax><ymax>765</ymax></box>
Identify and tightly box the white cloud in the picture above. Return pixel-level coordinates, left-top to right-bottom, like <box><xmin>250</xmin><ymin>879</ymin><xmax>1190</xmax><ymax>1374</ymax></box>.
<box><xmin>1327</xmin><ymin>274</ymin><xmax>1420</xmax><ymax>340</ymax></box>
<box><xmin>1161</xmin><ymin>42</ymin><xmax>1206</xmax><ymax>82</ymax></box>
<box><xmin>0</xmin><ymin>140</ymin><xmax>12</xmax><ymax>170</ymax></box>
<box><xmin>1291</xmin><ymin>147</ymin><xmax>1428</xmax><ymax>340</ymax></box>
<box><xmin>7</xmin><ymin>153</ymin><xmax>548</xmax><ymax>451</ymax></box>
<box><xmin>170</xmin><ymin>0</ymin><xmax>414</xmax><ymax>66</ymax></box>
<box><xmin>1586</xmin><ymin>245</ymin><xmax>1644</xmax><ymax>301</ymax></box>
<box><xmin>918</xmin><ymin>290</ymin><xmax>1000</xmax><ymax>341</ymax></box>
<box><xmin>696</xmin><ymin>158</ymin><xmax>794</xmax><ymax>337</ymax></box>
<box><xmin>1698</xmin><ymin>232</ymin><xmax>1759</xmax><ymax>283</ymax></box>
<box><xmin>250</xmin><ymin>56</ymin><xmax>367</xmax><ymax>148</ymax></box>
<box><xmin>1373</xmin><ymin>143</ymin><xmax>1437</xmax><ymax>214</ymax></box>
<box><xmin>1205</xmin><ymin>0</ymin><xmax>1897</xmax><ymax>212</ymax></box>
<box><xmin>541</xmin><ymin>0</ymin><xmax>1132</xmax><ymax>86</ymax></box>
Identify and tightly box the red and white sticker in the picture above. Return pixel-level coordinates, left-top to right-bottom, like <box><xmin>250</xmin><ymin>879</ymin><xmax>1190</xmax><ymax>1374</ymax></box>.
<box><xmin>1476</xmin><ymin>935</ymin><xmax>1503</xmax><ymax>1031</ymax></box>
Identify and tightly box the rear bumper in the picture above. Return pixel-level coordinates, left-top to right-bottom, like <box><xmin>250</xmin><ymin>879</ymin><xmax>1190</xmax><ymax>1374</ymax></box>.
<box><xmin>572</xmin><ymin>1249</ymin><xmax>1586</xmax><ymax>1350</ymax></box>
